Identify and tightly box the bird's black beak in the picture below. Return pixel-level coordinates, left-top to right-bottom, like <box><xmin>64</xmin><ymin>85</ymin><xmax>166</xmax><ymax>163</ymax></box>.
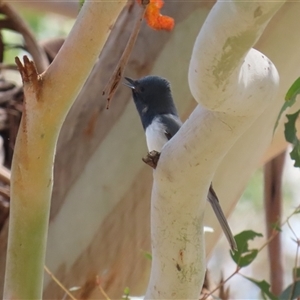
<box><xmin>123</xmin><ymin>77</ymin><xmax>136</xmax><ymax>89</ymax></box>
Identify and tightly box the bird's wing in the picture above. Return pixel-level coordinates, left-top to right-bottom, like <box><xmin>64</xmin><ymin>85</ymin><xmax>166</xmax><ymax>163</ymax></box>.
<box><xmin>159</xmin><ymin>114</ymin><xmax>182</xmax><ymax>140</ymax></box>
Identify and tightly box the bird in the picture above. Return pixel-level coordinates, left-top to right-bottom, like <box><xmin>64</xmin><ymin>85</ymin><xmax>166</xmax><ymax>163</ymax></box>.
<box><xmin>124</xmin><ymin>75</ymin><xmax>237</xmax><ymax>251</ymax></box>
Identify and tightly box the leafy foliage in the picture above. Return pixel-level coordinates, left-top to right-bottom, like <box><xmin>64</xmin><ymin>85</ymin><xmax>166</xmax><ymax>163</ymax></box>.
<box><xmin>275</xmin><ymin>77</ymin><xmax>300</xmax><ymax>131</ymax></box>
<box><xmin>241</xmin><ymin>276</ymin><xmax>277</xmax><ymax>300</ymax></box>
<box><xmin>284</xmin><ymin>110</ymin><xmax>300</xmax><ymax>167</ymax></box>
<box><xmin>230</xmin><ymin>230</ymin><xmax>263</xmax><ymax>267</ymax></box>
<box><xmin>271</xmin><ymin>222</ymin><xmax>282</xmax><ymax>232</ymax></box>
<box><xmin>276</xmin><ymin>77</ymin><xmax>300</xmax><ymax>167</ymax></box>
<box><xmin>279</xmin><ymin>268</ymin><xmax>300</xmax><ymax>300</ymax></box>
<box><xmin>279</xmin><ymin>282</ymin><xmax>300</xmax><ymax>300</ymax></box>
<box><xmin>223</xmin><ymin>207</ymin><xmax>300</xmax><ymax>300</ymax></box>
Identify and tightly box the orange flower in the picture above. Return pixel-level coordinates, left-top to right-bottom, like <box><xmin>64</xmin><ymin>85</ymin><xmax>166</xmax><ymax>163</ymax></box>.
<box><xmin>137</xmin><ymin>0</ymin><xmax>174</xmax><ymax>31</ymax></box>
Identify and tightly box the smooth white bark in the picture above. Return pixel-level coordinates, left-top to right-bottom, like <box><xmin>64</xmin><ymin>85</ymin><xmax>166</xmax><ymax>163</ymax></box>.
<box><xmin>145</xmin><ymin>1</ymin><xmax>284</xmax><ymax>299</ymax></box>
<box><xmin>3</xmin><ymin>1</ymin><xmax>125</xmax><ymax>299</ymax></box>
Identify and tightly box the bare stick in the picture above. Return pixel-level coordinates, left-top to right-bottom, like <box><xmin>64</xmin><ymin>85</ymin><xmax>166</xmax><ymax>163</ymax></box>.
<box><xmin>103</xmin><ymin>0</ymin><xmax>149</xmax><ymax>108</ymax></box>
<box><xmin>44</xmin><ymin>266</ymin><xmax>78</xmax><ymax>300</ymax></box>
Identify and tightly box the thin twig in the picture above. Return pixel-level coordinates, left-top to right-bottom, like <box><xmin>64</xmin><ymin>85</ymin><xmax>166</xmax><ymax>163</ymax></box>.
<box><xmin>202</xmin><ymin>206</ymin><xmax>300</xmax><ymax>299</ymax></box>
<box><xmin>200</xmin><ymin>267</ymin><xmax>240</xmax><ymax>300</ymax></box>
<box><xmin>44</xmin><ymin>265</ymin><xmax>78</xmax><ymax>300</ymax></box>
<box><xmin>103</xmin><ymin>0</ymin><xmax>149</xmax><ymax>108</ymax></box>
<box><xmin>289</xmin><ymin>243</ymin><xmax>299</xmax><ymax>300</ymax></box>
<box><xmin>287</xmin><ymin>219</ymin><xmax>298</xmax><ymax>242</ymax></box>
<box><xmin>257</xmin><ymin>205</ymin><xmax>300</xmax><ymax>253</ymax></box>
<box><xmin>96</xmin><ymin>276</ymin><xmax>111</xmax><ymax>300</ymax></box>
<box><xmin>287</xmin><ymin>219</ymin><xmax>300</xmax><ymax>300</ymax></box>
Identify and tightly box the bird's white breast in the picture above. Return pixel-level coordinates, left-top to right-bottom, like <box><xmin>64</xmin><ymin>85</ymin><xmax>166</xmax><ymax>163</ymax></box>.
<box><xmin>145</xmin><ymin>118</ymin><xmax>168</xmax><ymax>152</ymax></box>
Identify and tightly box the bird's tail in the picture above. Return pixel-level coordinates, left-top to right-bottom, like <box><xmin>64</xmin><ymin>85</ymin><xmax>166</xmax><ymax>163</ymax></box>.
<box><xmin>207</xmin><ymin>185</ymin><xmax>238</xmax><ymax>251</ymax></box>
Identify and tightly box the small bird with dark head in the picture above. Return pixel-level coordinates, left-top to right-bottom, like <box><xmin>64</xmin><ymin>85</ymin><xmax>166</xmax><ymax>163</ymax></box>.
<box><xmin>124</xmin><ymin>75</ymin><xmax>237</xmax><ymax>251</ymax></box>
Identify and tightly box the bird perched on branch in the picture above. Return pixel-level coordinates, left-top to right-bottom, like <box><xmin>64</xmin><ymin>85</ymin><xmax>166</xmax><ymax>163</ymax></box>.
<box><xmin>124</xmin><ymin>75</ymin><xmax>237</xmax><ymax>251</ymax></box>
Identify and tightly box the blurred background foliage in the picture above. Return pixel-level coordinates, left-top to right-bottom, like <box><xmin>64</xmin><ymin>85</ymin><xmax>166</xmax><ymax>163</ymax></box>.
<box><xmin>209</xmin><ymin>153</ymin><xmax>300</xmax><ymax>299</ymax></box>
<box><xmin>2</xmin><ymin>7</ymin><xmax>74</xmax><ymax>64</ymax></box>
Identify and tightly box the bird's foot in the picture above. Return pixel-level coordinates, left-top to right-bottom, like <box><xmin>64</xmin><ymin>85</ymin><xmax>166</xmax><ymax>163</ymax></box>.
<box><xmin>142</xmin><ymin>151</ymin><xmax>160</xmax><ymax>169</ymax></box>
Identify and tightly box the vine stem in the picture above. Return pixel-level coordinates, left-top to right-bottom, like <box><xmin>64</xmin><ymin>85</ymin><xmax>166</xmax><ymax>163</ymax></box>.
<box><xmin>202</xmin><ymin>205</ymin><xmax>300</xmax><ymax>299</ymax></box>
<box><xmin>200</xmin><ymin>267</ymin><xmax>241</xmax><ymax>300</ymax></box>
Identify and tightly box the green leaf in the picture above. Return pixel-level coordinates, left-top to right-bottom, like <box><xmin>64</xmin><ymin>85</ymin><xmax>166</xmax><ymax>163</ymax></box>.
<box><xmin>284</xmin><ymin>111</ymin><xmax>300</xmax><ymax>143</ymax></box>
<box><xmin>275</xmin><ymin>102</ymin><xmax>292</xmax><ymax>133</ymax></box>
<box><xmin>290</xmin><ymin>142</ymin><xmax>300</xmax><ymax>167</ymax></box>
<box><xmin>242</xmin><ymin>276</ymin><xmax>278</xmax><ymax>300</ymax></box>
<box><xmin>271</xmin><ymin>222</ymin><xmax>282</xmax><ymax>232</ymax></box>
<box><xmin>230</xmin><ymin>230</ymin><xmax>263</xmax><ymax>267</ymax></box>
<box><xmin>122</xmin><ymin>287</ymin><xmax>130</xmax><ymax>299</ymax></box>
<box><xmin>284</xmin><ymin>110</ymin><xmax>300</xmax><ymax>167</ymax></box>
<box><xmin>79</xmin><ymin>0</ymin><xmax>85</xmax><ymax>8</ymax></box>
<box><xmin>285</xmin><ymin>77</ymin><xmax>300</xmax><ymax>102</ymax></box>
<box><xmin>274</xmin><ymin>77</ymin><xmax>300</xmax><ymax>132</ymax></box>
<box><xmin>262</xmin><ymin>291</ymin><xmax>268</xmax><ymax>300</ymax></box>
<box><xmin>279</xmin><ymin>280</ymin><xmax>300</xmax><ymax>300</ymax></box>
<box><xmin>294</xmin><ymin>267</ymin><xmax>300</xmax><ymax>279</ymax></box>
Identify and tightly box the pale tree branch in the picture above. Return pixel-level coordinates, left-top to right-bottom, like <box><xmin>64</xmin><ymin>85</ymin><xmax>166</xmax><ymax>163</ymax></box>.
<box><xmin>3</xmin><ymin>1</ymin><xmax>126</xmax><ymax>299</ymax></box>
<box><xmin>145</xmin><ymin>1</ymin><xmax>284</xmax><ymax>299</ymax></box>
